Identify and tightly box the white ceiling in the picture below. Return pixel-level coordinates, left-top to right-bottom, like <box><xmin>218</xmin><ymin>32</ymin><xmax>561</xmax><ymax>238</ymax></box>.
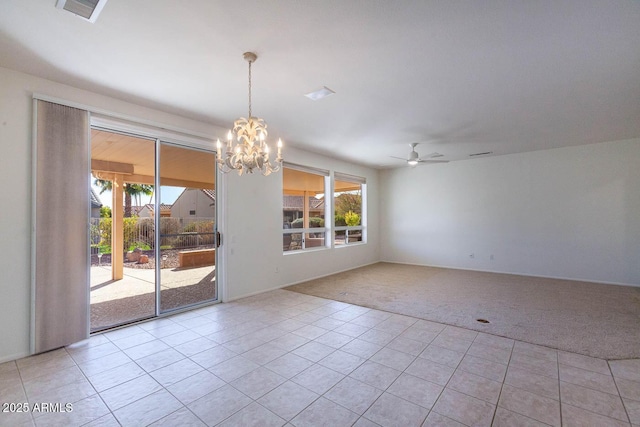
<box><xmin>1</xmin><ymin>1</ymin><xmax>639</xmax><ymax>168</ymax></box>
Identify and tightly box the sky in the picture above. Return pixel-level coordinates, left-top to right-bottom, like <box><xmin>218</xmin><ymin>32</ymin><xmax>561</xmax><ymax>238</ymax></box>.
<box><xmin>91</xmin><ymin>179</ymin><xmax>184</xmax><ymax>209</ymax></box>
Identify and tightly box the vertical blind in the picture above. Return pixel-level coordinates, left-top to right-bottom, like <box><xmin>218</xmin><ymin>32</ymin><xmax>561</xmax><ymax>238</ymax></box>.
<box><xmin>33</xmin><ymin>99</ymin><xmax>90</xmax><ymax>354</ymax></box>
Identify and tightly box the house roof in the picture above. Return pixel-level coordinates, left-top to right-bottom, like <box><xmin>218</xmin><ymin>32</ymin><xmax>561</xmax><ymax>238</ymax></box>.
<box><xmin>137</xmin><ymin>203</ymin><xmax>172</xmax><ymax>213</ymax></box>
<box><xmin>201</xmin><ymin>189</ymin><xmax>215</xmax><ymax>201</ymax></box>
<box><xmin>90</xmin><ymin>189</ymin><xmax>102</xmax><ymax>209</ymax></box>
<box><xmin>283</xmin><ymin>195</ymin><xmax>325</xmax><ymax>211</ymax></box>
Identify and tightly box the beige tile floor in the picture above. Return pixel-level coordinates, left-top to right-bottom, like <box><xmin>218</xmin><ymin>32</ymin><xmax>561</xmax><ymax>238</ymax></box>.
<box><xmin>1</xmin><ymin>289</ymin><xmax>638</xmax><ymax>427</ymax></box>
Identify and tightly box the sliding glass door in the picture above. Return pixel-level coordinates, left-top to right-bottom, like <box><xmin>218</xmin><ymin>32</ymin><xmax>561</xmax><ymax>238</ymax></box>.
<box><xmin>89</xmin><ymin>132</ymin><xmax>218</xmax><ymax>332</ymax></box>
<box><xmin>90</xmin><ymin>130</ymin><xmax>157</xmax><ymax>331</ymax></box>
<box><xmin>159</xmin><ymin>143</ymin><xmax>217</xmax><ymax>313</ymax></box>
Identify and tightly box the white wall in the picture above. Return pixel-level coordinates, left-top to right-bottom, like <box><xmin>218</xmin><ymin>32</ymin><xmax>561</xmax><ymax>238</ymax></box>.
<box><xmin>380</xmin><ymin>139</ymin><xmax>640</xmax><ymax>286</ymax></box>
<box><xmin>223</xmin><ymin>146</ymin><xmax>380</xmax><ymax>301</ymax></box>
<box><xmin>0</xmin><ymin>67</ymin><xmax>380</xmax><ymax>362</ymax></box>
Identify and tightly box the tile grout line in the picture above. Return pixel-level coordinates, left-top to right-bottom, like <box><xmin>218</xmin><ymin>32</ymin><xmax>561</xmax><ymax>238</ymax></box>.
<box><xmin>246</xmin><ymin>302</ymin><xmax>372</xmax><ymax>424</ymax></box>
<box><xmin>80</xmin><ymin>345</ymin><xmax>162</xmax><ymax>426</ymax></box>
<box><xmin>423</xmin><ymin>325</ymin><xmax>479</xmax><ymax>426</ymax></box>
<box><xmin>288</xmin><ymin>318</ymin><xmax>397</xmax><ymax>425</ymax></box>
<box><xmin>290</xmin><ymin>316</ymin><xmax>414</xmax><ymax>425</ymax></box>
<box><xmin>486</xmin><ymin>335</ymin><xmax>514</xmax><ymax>427</ymax></box>
<box><xmin>557</xmin><ymin>347</ymin><xmax>563</xmax><ymax>427</ymax></box>
<box><xmin>90</xmin><ymin>312</ymin><xmax>238</xmax><ymax>425</ymax></box>
<box><xmin>557</xmin><ymin>360</ymin><xmax>628</xmax><ymax>397</ymax></box>
<box><xmin>176</xmin><ymin>299</ymin><xmax>362</xmax><ymax>425</ymax></box>
<box><xmin>607</xmin><ymin>360</ymin><xmax>633</xmax><ymax>425</ymax></box>
<box><xmin>14</xmin><ymin>360</ymin><xmax>36</xmax><ymax>426</ymax></box>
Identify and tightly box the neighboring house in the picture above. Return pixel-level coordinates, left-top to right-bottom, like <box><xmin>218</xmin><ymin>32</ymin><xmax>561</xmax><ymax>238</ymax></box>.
<box><xmin>130</xmin><ymin>206</ymin><xmax>145</xmax><ymax>217</ymax></box>
<box><xmin>171</xmin><ymin>188</ymin><xmax>215</xmax><ymax>219</ymax></box>
<box><xmin>283</xmin><ymin>195</ymin><xmax>325</xmax><ymax>225</ymax></box>
<box><xmin>137</xmin><ymin>203</ymin><xmax>172</xmax><ymax>218</ymax></box>
<box><xmin>90</xmin><ymin>188</ymin><xmax>102</xmax><ymax>218</ymax></box>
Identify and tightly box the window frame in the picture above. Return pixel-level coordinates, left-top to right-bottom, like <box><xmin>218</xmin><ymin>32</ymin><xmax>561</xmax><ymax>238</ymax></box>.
<box><xmin>333</xmin><ymin>172</ymin><xmax>366</xmax><ymax>247</ymax></box>
<box><xmin>282</xmin><ymin>163</ymin><xmax>330</xmax><ymax>253</ymax></box>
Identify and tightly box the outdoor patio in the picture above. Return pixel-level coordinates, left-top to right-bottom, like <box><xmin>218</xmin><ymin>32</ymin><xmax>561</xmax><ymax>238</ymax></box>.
<box><xmin>90</xmin><ymin>264</ymin><xmax>216</xmax><ymax>331</ymax></box>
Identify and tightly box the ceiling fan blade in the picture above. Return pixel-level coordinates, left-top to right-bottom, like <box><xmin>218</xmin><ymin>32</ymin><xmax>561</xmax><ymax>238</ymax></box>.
<box><xmin>422</xmin><ymin>152</ymin><xmax>444</xmax><ymax>158</ymax></box>
<box><xmin>417</xmin><ymin>159</ymin><xmax>449</xmax><ymax>163</ymax></box>
<box><xmin>389</xmin><ymin>156</ymin><xmax>408</xmax><ymax>161</ymax></box>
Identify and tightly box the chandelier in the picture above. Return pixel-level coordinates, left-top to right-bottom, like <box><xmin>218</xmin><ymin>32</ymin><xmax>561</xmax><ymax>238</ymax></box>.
<box><xmin>216</xmin><ymin>52</ymin><xmax>283</xmax><ymax>176</ymax></box>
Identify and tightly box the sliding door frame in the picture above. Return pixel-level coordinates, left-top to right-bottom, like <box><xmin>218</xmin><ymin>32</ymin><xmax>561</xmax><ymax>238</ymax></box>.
<box><xmin>88</xmin><ymin>128</ymin><xmax>222</xmax><ymax>329</ymax></box>
<box><xmin>32</xmin><ymin>94</ymin><xmax>225</xmax><ymax>344</ymax></box>
<box><xmin>157</xmin><ymin>141</ymin><xmax>219</xmax><ymax>315</ymax></box>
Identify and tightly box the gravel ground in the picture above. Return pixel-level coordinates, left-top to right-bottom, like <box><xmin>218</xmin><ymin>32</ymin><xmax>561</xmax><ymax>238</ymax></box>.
<box><xmin>91</xmin><ymin>246</ymin><xmax>215</xmax><ymax>270</ymax></box>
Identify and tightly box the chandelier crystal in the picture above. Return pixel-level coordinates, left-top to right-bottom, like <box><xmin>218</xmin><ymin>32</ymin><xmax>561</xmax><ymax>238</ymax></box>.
<box><xmin>217</xmin><ymin>52</ymin><xmax>283</xmax><ymax>176</ymax></box>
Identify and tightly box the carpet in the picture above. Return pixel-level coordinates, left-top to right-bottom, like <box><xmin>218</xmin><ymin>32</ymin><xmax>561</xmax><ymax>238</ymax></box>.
<box><xmin>285</xmin><ymin>262</ymin><xmax>640</xmax><ymax>359</ymax></box>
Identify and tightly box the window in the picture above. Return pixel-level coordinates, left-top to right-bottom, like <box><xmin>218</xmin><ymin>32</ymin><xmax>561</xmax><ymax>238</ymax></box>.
<box><xmin>283</xmin><ymin>163</ymin><xmax>329</xmax><ymax>252</ymax></box>
<box><xmin>334</xmin><ymin>172</ymin><xmax>366</xmax><ymax>246</ymax></box>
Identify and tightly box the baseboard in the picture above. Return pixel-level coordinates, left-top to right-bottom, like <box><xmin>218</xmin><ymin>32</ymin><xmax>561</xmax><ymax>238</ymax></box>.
<box><xmin>382</xmin><ymin>260</ymin><xmax>640</xmax><ymax>288</ymax></box>
<box><xmin>226</xmin><ymin>260</ymin><xmax>380</xmax><ymax>302</ymax></box>
<box><xmin>283</xmin><ymin>260</ymin><xmax>380</xmax><ymax>288</ymax></box>
<box><xmin>0</xmin><ymin>351</ymin><xmax>30</xmax><ymax>364</ymax></box>
<box><xmin>230</xmin><ymin>259</ymin><xmax>640</xmax><ymax>303</ymax></box>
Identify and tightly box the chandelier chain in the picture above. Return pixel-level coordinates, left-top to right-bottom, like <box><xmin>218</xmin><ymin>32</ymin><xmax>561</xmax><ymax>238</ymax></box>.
<box><xmin>248</xmin><ymin>59</ymin><xmax>252</xmax><ymax>118</ymax></box>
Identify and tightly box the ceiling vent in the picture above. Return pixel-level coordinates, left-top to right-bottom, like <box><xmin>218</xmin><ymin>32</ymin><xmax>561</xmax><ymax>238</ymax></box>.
<box><xmin>56</xmin><ymin>0</ymin><xmax>108</xmax><ymax>23</ymax></box>
<box><xmin>305</xmin><ymin>86</ymin><xmax>335</xmax><ymax>101</ymax></box>
<box><xmin>469</xmin><ymin>151</ymin><xmax>493</xmax><ymax>157</ymax></box>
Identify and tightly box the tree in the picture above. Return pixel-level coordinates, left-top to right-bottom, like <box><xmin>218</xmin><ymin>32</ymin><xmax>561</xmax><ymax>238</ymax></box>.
<box><xmin>93</xmin><ymin>178</ymin><xmax>154</xmax><ymax>218</ymax></box>
<box><xmin>125</xmin><ymin>184</ymin><xmax>154</xmax><ymax>216</ymax></box>
<box><xmin>99</xmin><ymin>206</ymin><xmax>111</xmax><ymax>218</ymax></box>
<box><xmin>335</xmin><ymin>192</ymin><xmax>362</xmax><ymax>217</ymax></box>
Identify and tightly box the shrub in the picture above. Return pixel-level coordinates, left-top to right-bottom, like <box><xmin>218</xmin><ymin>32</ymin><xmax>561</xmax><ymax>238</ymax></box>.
<box><xmin>159</xmin><ymin>218</ymin><xmax>181</xmax><ymax>247</ymax></box>
<box><xmin>184</xmin><ymin>220</ymin><xmax>213</xmax><ymax>233</ymax></box>
<box><xmin>98</xmin><ymin>218</ymin><xmax>112</xmax><ymax>248</ymax></box>
<box><xmin>334</xmin><ymin>214</ymin><xmax>346</xmax><ymax>227</ymax></box>
<box><xmin>184</xmin><ymin>220</ymin><xmax>215</xmax><ymax>245</ymax></box>
<box><xmin>90</xmin><ymin>222</ymin><xmax>101</xmax><ymax>245</ymax></box>
<box><xmin>123</xmin><ymin>217</ymin><xmax>141</xmax><ymax>250</ymax></box>
<box><xmin>98</xmin><ymin>217</ymin><xmax>154</xmax><ymax>251</ymax></box>
<box><xmin>160</xmin><ymin>218</ymin><xmax>181</xmax><ymax>235</ymax></box>
<box><xmin>136</xmin><ymin>218</ymin><xmax>155</xmax><ymax>247</ymax></box>
<box><xmin>128</xmin><ymin>241</ymin><xmax>151</xmax><ymax>251</ymax></box>
<box><xmin>100</xmin><ymin>206</ymin><xmax>111</xmax><ymax>218</ymax></box>
<box><xmin>345</xmin><ymin>211</ymin><xmax>361</xmax><ymax>226</ymax></box>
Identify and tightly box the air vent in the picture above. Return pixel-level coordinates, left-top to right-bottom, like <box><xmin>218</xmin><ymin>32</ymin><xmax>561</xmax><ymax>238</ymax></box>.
<box><xmin>56</xmin><ymin>0</ymin><xmax>108</xmax><ymax>23</ymax></box>
<box><xmin>469</xmin><ymin>151</ymin><xmax>493</xmax><ymax>157</ymax></box>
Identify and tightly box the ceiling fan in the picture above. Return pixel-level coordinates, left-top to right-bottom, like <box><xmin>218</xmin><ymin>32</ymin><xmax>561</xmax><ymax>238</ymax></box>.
<box><xmin>390</xmin><ymin>143</ymin><xmax>449</xmax><ymax>167</ymax></box>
